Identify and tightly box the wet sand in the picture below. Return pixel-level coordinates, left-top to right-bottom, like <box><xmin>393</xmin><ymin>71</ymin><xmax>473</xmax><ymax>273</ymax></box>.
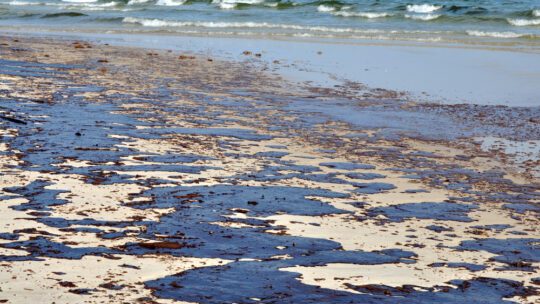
<box><xmin>3</xmin><ymin>29</ymin><xmax>540</xmax><ymax>106</ymax></box>
<box><xmin>0</xmin><ymin>35</ymin><xmax>539</xmax><ymax>303</ymax></box>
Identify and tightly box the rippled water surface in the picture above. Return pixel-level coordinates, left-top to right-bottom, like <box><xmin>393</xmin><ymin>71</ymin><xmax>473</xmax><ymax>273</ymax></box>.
<box><xmin>1</xmin><ymin>1</ymin><xmax>540</xmax><ymax>45</ymax></box>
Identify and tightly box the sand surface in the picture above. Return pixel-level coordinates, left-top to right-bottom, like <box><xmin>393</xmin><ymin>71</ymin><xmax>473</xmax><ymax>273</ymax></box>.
<box><xmin>0</xmin><ymin>36</ymin><xmax>538</xmax><ymax>303</ymax></box>
<box><xmin>3</xmin><ymin>30</ymin><xmax>540</xmax><ymax>106</ymax></box>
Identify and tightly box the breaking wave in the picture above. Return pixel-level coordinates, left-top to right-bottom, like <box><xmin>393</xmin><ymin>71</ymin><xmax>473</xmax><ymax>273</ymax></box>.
<box><xmin>122</xmin><ymin>17</ymin><xmax>385</xmax><ymax>34</ymax></box>
<box><xmin>466</xmin><ymin>30</ymin><xmax>525</xmax><ymax>39</ymax></box>
<box><xmin>156</xmin><ymin>0</ymin><xmax>186</xmax><ymax>6</ymax></box>
<box><xmin>507</xmin><ymin>18</ymin><xmax>540</xmax><ymax>26</ymax></box>
<box><xmin>405</xmin><ymin>13</ymin><xmax>440</xmax><ymax>21</ymax></box>
<box><xmin>333</xmin><ymin>11</ymin><xmax>392</xmax><ymax>18</ymax></box>
<box><xmin>406</xmin><ymin>4</ymin><xmax>442</xmax><ymax>14</ymax></box>
<box><xmin>1</xmin><ymin>0</ymin><xmax>540</xmax><ymax>46</ymax></box>
<box><xmin>317</xmin><ymin>4</ymin><xmax>335</xmax><ymax>12</ymax></box>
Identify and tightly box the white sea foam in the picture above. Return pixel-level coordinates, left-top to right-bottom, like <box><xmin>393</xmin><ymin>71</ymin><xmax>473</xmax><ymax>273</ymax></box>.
<box><xmin>8</xmin><ymin>0</ymin><xmax>62</xmax><ymax>6</ymax></box>
<box><xmin>94</xmin><ymin>2</ymin><xmax>117</xmax><ymax>7</ymax></box>
<box><xmin>215</xmin><ymin>0</ymin><xmax>264</xmax><ymax>9</ymax></box>
<box><xmin>156</xmin><ymin>0</ymin><xmax>186</xmax><ymax>6</ymax></box>
<box><xmin>406</xmin><ymin>4</ymin><xmax>442</xmax><ymax>13</ymax></box>
<box><xmin>215</xmin><ymin>0</ymin><xmax>265</xmax><ymax>4</ymax></box>
<box><xmin>232</xmin><ymin>0</ymin><xmax>265</xmax><ymax>3</ymax></box>
<box><xmin>219</xmin><ymin>2</ymin><xmax>236</xmax><ymax>9</ymax></box>
<box><xmin>317</xmin><ymin>5</ymin><xmax>335</xmax><ymax>12</ymax></box>
<box><xmin>533</xmin><ymin>10</ymin><xmax>540</xmax><ymax>17</ymax></box>
<box><xmin>405</xmin><ymin>13</ymin><xmax>440</xmax><ymax>21</ymax></box>
<box><xmin>264</xmin><ymin>1</ymin><xmax>298</xmax><ymax>7</ymax></box>
<box><xmin>507</xmin><ymin>18</ymin><xmax>540</xmax><ymax>26</ymax></box>
<box><xmin>333</xmin><ymin>11</ymin><xmax>391</xmax><ymax>18</ymax></box>
<box><xmin>127</xmin><ymin>0</ymin><xmax>151</xmax><ymax>4</ymax></box>
<box><xmin>61</xmin><ymin>0</ymin><xmax>97</xmax><ymax>3</ymax></box>
<box><xmin>7</xmin><ymin>1</ymin><xmax>35</xmax><ymax>5</ymax></box>
<box><xmin>73</xmin><ymin>2</ymin><xmax>120</xmax><ymax>10</ymax></box>
<box><xmin>466</xmin><ymin>30</ymin><xmax>524</xmax><ymax>38</ymax></box>
<box><xmin>122</xmin><ymin>17</ymin><xmax>384</xmax><ymax>34</ymax></box>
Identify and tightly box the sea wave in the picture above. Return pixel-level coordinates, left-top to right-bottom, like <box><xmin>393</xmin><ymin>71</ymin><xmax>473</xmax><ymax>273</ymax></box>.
<box><xmin>212</xmin><ymin>0</ymin><xmax>265</xmax><ymax>10</ymax></box>
<box><xmin>218</xmin><ymin>1</ymin><xmax>235</xmax><ymax>9</ymax></box>
<box><xmin>156</xmin><ymin>0</ymin><xmax>186</xmax><ymax>6</ymax></box>
<box><xmin>127</xmin><ymin>0</ymin><xmax>151</xmax><ymax>5</ymax></box>
<box><xmin>406</xmin><ymin>4</ymin><xmax>442</xmax><ymax>14</ymax></box>
<box><xmin>405</xmin><ymin>13</ymin><xmax>440</xmax><ymax>21</ymax></box>
<box><xmin>507</xmin><ymin>18</ymin><xmax>540</xmax><ymax>26</ymax></box>
<box><xmin>5</xmin><ymin>1</ymin><xmax>36</xmax><ymax>5</ymax></box>
<box><xmin>3</xmin><ymin>0</ymin><xmax>540</xmax><ymax>46</ymax></box>
<box><xmin>122</xmin><ymin>17</ymin><xmax>385</xmax><ymax>34</ymax></box>
<box><xmin>42</xmin><ymin>11</ymin><xmax>87</xmax><ymax>18</ymax></box>
<box><xmin>262</xmin><ymin>1</ymin><xmax>298</xmax><ymax>9</ymax></box>
<box><xmin>6</xmin><ymin>1</ymin><xmax>60</xmax><ymax>6</ymax></box>
<box><xmin>67</xmin><ymin>2</ymin><xmax>121</xmax><ymax>11</ymax></box>
<box><xmin>446</xmin><ymin>5</ymin><xmax>467</xmax><ymax>12</ymax></box>
<box><xmin>61</xmin><ymin>0</ymin><xmax>97</xmax><ymax>3</ymax></box>
<box><xmin>317</xmin><ymin>4</ymin><xmax>335</xmax><ymax>12</ymax></box>
<box><xmin>224</xmin><ymin>0</ymin><xmax>265</xmax><ymax>4</ymax></box>
<box><xmin>466</xmin><ymin>30</ymin><xmax>525</xmax><ymax>38</ymax></box>
<box><xmin>91</xmin><ymin>2</ymin><xmax>118</xmax><ymax>7</ymax></box>
<box><xmin>333</xmin><ymin>11</ymin><xmax>391</xmax><ymax>18</ymax></box>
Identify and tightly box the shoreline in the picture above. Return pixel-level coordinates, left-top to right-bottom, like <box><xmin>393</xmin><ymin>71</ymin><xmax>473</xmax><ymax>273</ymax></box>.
<box><xmin>0</xmin><ymin>34</ymin><xmax>539</xmax><ymax>303</ymax></box>
<box><xmin>3</xmin><ymin>28</ymin><xmax>540</xmax><ymax>107</ymax></box>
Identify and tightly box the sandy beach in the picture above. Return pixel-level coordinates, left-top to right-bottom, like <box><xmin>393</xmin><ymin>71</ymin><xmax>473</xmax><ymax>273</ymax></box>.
<box><xmin>0</xmin><ymin>34</ymin><xmax>539</xmax><ymax>303</ymax></box>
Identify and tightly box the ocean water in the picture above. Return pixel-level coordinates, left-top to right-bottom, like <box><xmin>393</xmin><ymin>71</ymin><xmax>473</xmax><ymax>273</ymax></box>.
<box><xmin>0</xmin><ymin>0</ymin><xmax>540</xmax><ymax>46</ymax></box>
